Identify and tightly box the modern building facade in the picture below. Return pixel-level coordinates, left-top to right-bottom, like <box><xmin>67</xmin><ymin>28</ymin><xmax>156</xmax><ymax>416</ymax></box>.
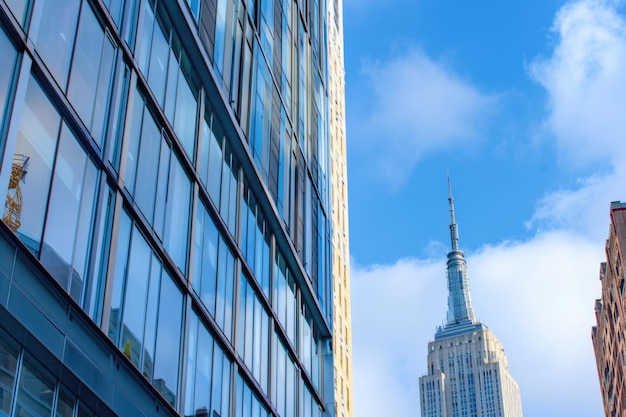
<box><xmin>0</xmin><ymin>0</ymin><xmax>341</xmax><ymax>416</ymax></box>
<box><xmin>592</xmin><ymin>201</ymin><xmax>626</xmax><ymax>417</ymax></box>
<box><xmin>419</xmin><ymin>179</ymin><xmax>522</xmax><ymax>417</ymax></box>
<box><xmin>326</xmin><ymin>1</ymin><xmax>353</xmax><ymax>417</ymax></box>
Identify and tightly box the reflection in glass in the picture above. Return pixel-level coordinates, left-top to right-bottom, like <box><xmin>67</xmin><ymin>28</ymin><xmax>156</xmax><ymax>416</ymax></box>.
<box><xmin>5</xmin><ymin>0</ymin><xmax>29</xmax><ymax>26</ymax></box>
<box><xmin>192</xmin><ymin>204</ymin><xmax>218</xmax><ymax>311</ymax></box>
<box><xmin>67</xmin><ymin>3</ymin><xmax>116</xmax><ymax>148</ymax></box>
<box><xmin>0</xmin><ymin>30</ymin><xmax>16</xmax><ymax>134</ymax></box>
<box><xmin>108</xmin><ymin>211</ymin><xmax>131</xmax><ymax>341</ymax></box>
<box><xmin>35</xmin><ymin>0</ymin><xmax>80</xmax><ymax>87</ymax></box>
<box><xmin>41</xmin><ymin>124</ymin><xmax>96</xmax><ymax>302</ymax></box>
<box><xmin>121</xmin><ymin>227</ymin><xmax>151</xmax><ymax>367</ymax></box>
<box><xmin>164</xmin><ymin>156</ymin><xmax>190</xmax><ymax>275</ymax></box>
<box><xmin>4</xmin><ymin>77</ymin><xmax>61</xmax><ymax>256</ymax></box>
<box><xmin>14</xmin><ymin>357</ymin><xmax>54</xmax><ymax>417</ymax></box>
<box><xmin>153</xmin><ymin>273</ymin><xmax>182</xmax><ymax>406</ymax></box>
<box><xmin>0</xmin><ymin>332</ymin><xmax>18</xmax><ymax>415</ymax></box>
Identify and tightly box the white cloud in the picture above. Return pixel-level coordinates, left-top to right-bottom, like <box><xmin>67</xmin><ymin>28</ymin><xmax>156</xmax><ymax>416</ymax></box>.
<box><xmin>352</xmin><ymin>231</ymin><xmax>605</xmax><ymax>417</ymax></box>
<box><xmin>531</xmin><ymin>0</ymin><xmax>626</xmax><ymax>168</ymax></box>
<box><xmin>353</xmin><ymin>48</ymin><xmax>496</xmax><ymax>186</ymax></box>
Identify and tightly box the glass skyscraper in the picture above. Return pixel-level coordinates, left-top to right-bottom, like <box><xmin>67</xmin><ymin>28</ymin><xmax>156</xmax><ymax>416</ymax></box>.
<box><xmin>419</xmin><ymin>178</ymin><xmax>522</xmax><ymax>417</ymax></box>
<box><xmin>0</xmin><ymin>0</ymin><xmax>339</xmax><ymax>416</ymax></box>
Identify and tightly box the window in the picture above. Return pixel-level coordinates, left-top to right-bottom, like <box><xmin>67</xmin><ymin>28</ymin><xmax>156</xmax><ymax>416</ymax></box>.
<box><xmin>108</xmin><ymin>219</ymin><xmax>184</xmax><ymax>406</ymax></box>
<box><xmin>124</xmin><ymin>89</ymin><xmax>191</xmax><ymax>275</ymax></box>
<box><xmin>237</xmin><ymin>273</ymin><xmax>269</xmax><ymax>392</ymax></box>
<box><xmin>192</xmin><ymin>203</ymin><xmax>235</xmax><ymax>340</ymax></box>
<box><xmin>135</xmin><ymin>0</ymin><xmax>198</xmax><ymax>162</ymax></box>
<box><xmin>0</xmin><ymin>29</ymin><xmax>17</xmax><ymax>148</ymax></box>
<box><xmin>34</xmin><ymin>0</ymin><xmax>81</xmax><ymax>87</ymax></box>
<box><xmin>40</xmin><ymin>123</ymin><xmax>99</xmax><ymax>303</ymax></box>
<box><xmin>67</xmin><ymin>3</ymin><xmax>117</xmax><ymax>148</ymax></box>
<box><xmin>0</xmin><ymin>331</ymin><xmax>18</xmax><ymax>415</ymax></box>
<box><xmin>3</xmin><ymin>76</ymin><xmax>60</xmax><ymax>255</ymax></box>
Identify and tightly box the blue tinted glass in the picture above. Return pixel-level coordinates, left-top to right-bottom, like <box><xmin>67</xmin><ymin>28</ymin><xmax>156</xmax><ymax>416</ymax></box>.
<box><xmin>135</xmin><ymin>1</ymin><xmax>155</xmax><ymax>74</ymax></box>
<box><xmin>0</xmin><ymin>30</ymin><xmax>16</xmax><ymax>138</ymax></box>
<box><xmin>214</xmin><ymin>0</ymin><xmax>227</xmax><ymax>82</ymax></box>
<box><xmin>5</xmin><ymin>77</ymin><xmax>60</xmax><ymax>255</ymax></box>
<box><xmin>41</xmin><ymin>124</ymin><xmax>86</xmax><ymax>290</ymax></box>
<box><xmin>5</xmin><ymin>0</ymin><xmax>29</xmax><ymax>26</ymax></box>
<box><xmin>194</xmin><ymin>323</ymin><xmax>214</xmax><ymax>413</ymax></box>
<box><xmin>35</xmin><ymin>0</ymin><xmax>80</xmax><ymax>87</ymax></box>
<box><xmin>121</xmin><ymin>227</ymin><xmax>151</xmax><ymax>366</ymax></box>
<box><xmin>15</xmin><ymin>357</ymin><xmax>54</xmax><ymax>417</ymax></box>
<box><xmin>134</xmin><ymin>109</ymin><xmax>160</xmax><ymax>221</ymax></box>
<box><xmin>164</xmin><ymin>156</ymin><xmax>190</xmax><ymax>274</ymax></box>
<box><xmin>154</xmin><ymin>272</ymin><xmax>183</xmax><ymax>406</ymax></box>
<box><xmin>147</xmin><ymin>19</ymin><xmax>169</xmax><ymax>106</ymax></box>
<box><xmin>174</xmin><ymin>70</ymin><xmax>197</xmax><ymax>160</ymax></box>
<box><xmin>0</xmin><ymin>332</ymin><xmax>18</xmax><ymax>415</ymax></box>
<box><xmin>108</xmin><ymin>210</ymin><xmax>132</xmax><ymax>341</ymax></box>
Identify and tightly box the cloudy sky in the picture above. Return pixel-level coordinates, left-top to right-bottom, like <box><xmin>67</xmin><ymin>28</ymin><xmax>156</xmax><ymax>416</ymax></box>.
<box><xmin>342</xmin><ymin>0</ymin><xmax>626</xmax><ymax>415</ymax></box>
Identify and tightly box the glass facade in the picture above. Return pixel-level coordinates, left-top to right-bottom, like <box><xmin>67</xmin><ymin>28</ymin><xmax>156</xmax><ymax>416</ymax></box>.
<box><xmin>0</xmin><ymin>0</ymin><xmax>335</xmax><ymax>417</ymax></box>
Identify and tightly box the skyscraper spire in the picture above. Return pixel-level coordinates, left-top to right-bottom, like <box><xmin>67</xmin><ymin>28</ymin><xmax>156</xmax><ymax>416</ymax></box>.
<box><xmin>444</xmin><ymin>173</ymin><xmax>475</xmax><ymax>326</ymax></box>
<box><xmin>447</xmin><ymin>171</ymin><xmax>459</xmax><ymax>252</ymax></box>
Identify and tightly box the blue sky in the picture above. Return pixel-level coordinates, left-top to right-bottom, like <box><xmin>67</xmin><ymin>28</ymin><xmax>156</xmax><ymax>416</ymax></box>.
<box><xmin>342</xmin><ymin>0</ymin><xmax>626</xmax><ymax>415</ymax></box>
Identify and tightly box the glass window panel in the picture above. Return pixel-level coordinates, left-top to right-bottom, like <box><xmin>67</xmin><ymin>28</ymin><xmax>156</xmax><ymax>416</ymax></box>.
<box><xmin>56</xmin><ymin>388</ymin><xmax>75</xmax><ymax>417</ymax></box>
<box><xmin>4</xmin><ymin>77</ymin><xmax>60</xmax><ymax>256</ymax></box>
<box><xmin>5</xmin><ymin>0</ymin><xmax>29</xmax><ymax>26</ymax></box>
<box><xmin>135</xmin><ymin>0</ymin><xmax>155</xmax><ymax>76</ymax></box>
<box><xmin>0</xmin><ymin>332</ymin><xmax>18</xmax><ymax>415</ymax></box>
<box><xmin>194</xmin><ymin>324</ymin><xmax>214</xmax><ymax>414</ymax></box>
<box><xmin>103</xmin><ymin>0</ymin><xmax>125</xmax><ymax>27</ymax></box>
<box><xmin>121</xmin><ymin>227</ymin><xmax>151</xmax><ymax>367</ymax></box>
<box><xmin>194</xmin><ymin>206</ymin><xmax>218</xmax><ymax>312</ymax></box>
<box><xmin>164</xmin><ymin>49</ymin><xmax>178</xmax><ymax>121</ymax></box>
<box><xmin>134</xmin><ymin>109</ymin><xmax>160</xmax><ymax>221</ymax></box>
<box><xmin>0</xmin><ymin>30</ymin><xmax>16</xmax><ymax>134</ymax></box>
<box><xmin>77</xmin><ymin>402</ymin><xmax>94</xmax><ymax>417</ymax></box>
<box><xmin>91</xmin><ymin>32</ymin><xmax>116</xmax><ymax>148</ymax></box>
<box><xmin>220</xmin><ymin>355</ymin><xmax>230</xmax><ymax>417</ymax></box>
<box><xmin>244</xmin><ymin>278</ymin><xmax>253</xmax><ymax>365</ymax></box>
<box><xmin>153</xmin><ymin>135</ymin><xmax>170</xmax><ymax>237</ymax></box>
<box><xmin>223</xmin><ymin>249</ymin><xmax>234</xmax><ymax>338</ymax></box>
<box><xmin>153</xmin><ymin>272</ymin><xmax>183</xmax><ymax>406</ymax></box>
<box><xmin>174</xmin><ymin>69</ymin><xmax>197</xmax><ymax>160</ymax></box>
<box><xmin>237</xmin><ymin>273</ymin><xmax>246</xmax><ymax>356</ymax></box>
<box><xmin>71</xmin><ymin>161</ymin><xmax>98</xmax><ymax>303</ymax></box>
<box><xmin>214</xmin><ymin>0</ymin><xmax>227</xmax><ymax>82</ymax></box>
<box><xmin>143</xmin><ymin>256</ymin><xmax>161</xmax><ymax>379</ymax></box>
<box><xmin>123</xmin><ymin>92</ymin><xmax>144</xmax><ymax>194</ymax></box>
<box><xmin>198</xmin><ymin>115</ymin><xmax>211</xmax><ymax>187</ymax></box>
<box><xmin>211</xmin><ymin>348</ymin><xmax>223</xmax><ymax>415</ymax></box>
<box><xmin>41</xmin><ymin>124</ymin><xmax>87</xmax><ymax>291</ymax></box>
<box><xmin>14</xmin><ymin>357</ymin><xmax>54</xmax><ymax>417</ymax></box>
<box><xmin>164</xmin><ymin>156</ymin><xmax>190</xmax><ymax>274</ymax></box>
<box><xmin>108</xmin><ymin>210</ymin><xmax>132</xmax><ymax>341</ymax></box>
<box><xmin>184</xmin><ymin>313</ymin><xmax>198</xmax><ymax>416</ymax></box>
<box><xmin>86</xmin><ymin>185</ymin><xmax>115</xmax><ymax>323</ymax></box>
<box><xmin>35</xmin><ymin>0</ymin><xmax>80</xmax><ymax>87</ymax></box>
<box><xmin>252</xmin><ymin>298</ymin><xmax>262</xmax><ymax>382</ymax></box>
<box><xmin>67</xmin><ymin>4</ymin><xmax>102</xmax><ymax>131</ymax></box>
<box><xmin>207</xmin><ymin>121</ymin><xmax>223</xmax><ymax>203</ymax></box>
<box><xmin>147</xmin><ymin>18</ymin><xmax>169</xmax><ymax>107</ymax></box>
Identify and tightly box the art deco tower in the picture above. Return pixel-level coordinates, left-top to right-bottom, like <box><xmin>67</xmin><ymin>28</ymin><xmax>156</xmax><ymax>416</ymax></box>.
<box><xmin>419</xmin><ymin>178</ymin><xmax>523</xmax><ymax>417</ymax></box>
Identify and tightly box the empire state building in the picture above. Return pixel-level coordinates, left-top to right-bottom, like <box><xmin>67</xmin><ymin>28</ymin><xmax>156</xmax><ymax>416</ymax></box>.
<box><xmin>419</xmin><ymin>178</ymin><xmax>523</xmax><ymax>417</ymax></box>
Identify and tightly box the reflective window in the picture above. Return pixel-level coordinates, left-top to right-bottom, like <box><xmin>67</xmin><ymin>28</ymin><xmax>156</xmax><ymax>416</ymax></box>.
<box><xmin>153</xmin><ymin>271</ymin><xmax>183</xmax><ymax>406</ymax></box>
<box><xmin>102</xmin><ymin>0</ymin><xmax>125</xmax><ymax>27</ymax></box>
<box><xmin>273</xmin><ymin>252</ymin><xmax>297</xmax><ymax>344</ymax></box>
<box><xmin>40</xmin><ymin>123</ymin><xmax>98</xmax><ymax>303</ymax></box>
<box><xmin>237</xmin><ymin>273</ymin><xmax>269</xmax><ymax>393</ymax></box>
<box><xmin>192</xmin><ymin>203</ymin><xmax>235</xmax><ymax>340</ymax></box>
<box><xmin>108</xmin><ymin>220</ymin><xmax>184</xmax><ymax>405</ymax></box>
<box><xmin>211</xmin><ymin>343</ymin><xmax>231</xmax><ymax>417</ymax></box>
<box><xmin>5</xmin><ymin>0</ymin><xmax>29</xmax><ymax>26</ymax></box>
<box><xmin>14</xmin><ymin>356</ymin><xmax>55</xmax><ymax>417</ymax></box>
<box><xmin>163</xmin><ymin>156</ymin><xmax>190</xmax><ymax>275</ymax></box>
<box><xmin>0</xmin><ymin>332</ymin><xmax>18</xmax><ymax>415</ymax></box>
<box><xmin>67</xmin><ymin>3</ymin><xmax>117</xmax><ymax>148</ymax></box>
<box><xmin>3</xmin><ymin>77</ymin><xmax>61</xmax><ymax>256</ymax></box>
<box><xmin>34</xmin><ymin>0</ymin><xmax>81</xmax><ymax>88</ymax></box>
<box><xmin>241</xmin><ymin>183</ymin><xmax>271</xmax><ymax>298</ymax></box>
<box><xmin>235</xmin><ymin>374</ymin><xmax>270</xmax><ymax>417</ymax></box>
<box><xmin>214</xmin><ymin>0</ymin><xmax>227</xmax><ymax>83</ymax></box>
<box><xmin>184</xmin><ymin>313</ymin><xmax>215</xmax><ymax>416</ymax></box>
<box><xmin>0</xmin><ymin>29</ymin><xmax>17</xmax><ymax>147</ymax></box>
<box><xmin>198</xmin><ymin>110</ymin><xmax>224</xmax><ymax>204</ymax></box>
<box><xmin>186</xmin><ymin>0</ymin><xmax>200</xmax><ymax>21</ymax></box>
<box><xmin>272</xmin><ymin>334</ymin><xmax>296</xmax><ymax>417</ymax></box>
<box><xmin>134</xmin><ymin>0</ymin><xmax>198</xmax><ymax>161</ymax></box>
